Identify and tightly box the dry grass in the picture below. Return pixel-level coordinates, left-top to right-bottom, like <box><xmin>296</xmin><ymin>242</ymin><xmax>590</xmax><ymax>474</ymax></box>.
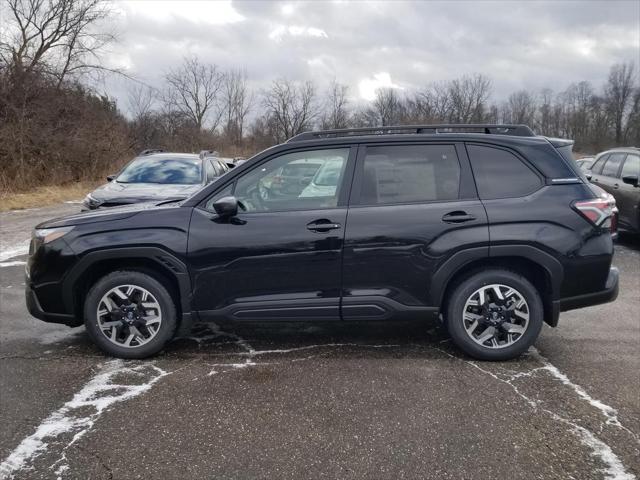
<box><xmin>0</xmin><ymin>182</ymin><xmax>99</xmax><ymax>212</ymax></box>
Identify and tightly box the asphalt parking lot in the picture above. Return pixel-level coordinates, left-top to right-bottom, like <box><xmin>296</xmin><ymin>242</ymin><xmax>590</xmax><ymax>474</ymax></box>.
<box><xmin>0</xmin><ymin>204</ymin><xmax>638</xmax><ymax>480</ymax></box>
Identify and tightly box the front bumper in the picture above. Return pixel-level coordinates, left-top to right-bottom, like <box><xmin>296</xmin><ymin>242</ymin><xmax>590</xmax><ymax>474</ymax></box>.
<box><xmin>25</xmin><ymin>283</ymin><xmax>79</xmax><ymax>326</ymax></box>
<box><xmin>558</xmin><ymin>266</ymin><xmax>619</xmax><ymax>312</ymax></box>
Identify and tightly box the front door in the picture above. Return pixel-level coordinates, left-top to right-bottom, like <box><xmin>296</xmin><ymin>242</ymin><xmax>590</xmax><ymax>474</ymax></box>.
<box><xmin>341</xmin><ymin>143</ymin><xmax>489</xmax><ymax>320</ymax></box>
<box><xmin>188</xmin><ymin>146</ymin><xmax>355</xmax><ymax>321</ymax></box>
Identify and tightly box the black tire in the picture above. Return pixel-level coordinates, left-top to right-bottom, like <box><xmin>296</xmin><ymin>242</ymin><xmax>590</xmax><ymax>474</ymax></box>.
<box><xmin>445</xmin><ymin>269</ymin><xmax>543</xmax><ymax>361</ymax></box>
<box><xmin>84</xmin><ymin>270</ymin><xmax>177</xmax><ymax>359</ymax></box>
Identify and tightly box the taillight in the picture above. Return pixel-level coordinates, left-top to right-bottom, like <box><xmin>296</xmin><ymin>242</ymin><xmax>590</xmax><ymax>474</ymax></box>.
<box><xmin>573</xmin><ymin>198</ymin><xmax>616</xmax><ymax>233</ymax></box>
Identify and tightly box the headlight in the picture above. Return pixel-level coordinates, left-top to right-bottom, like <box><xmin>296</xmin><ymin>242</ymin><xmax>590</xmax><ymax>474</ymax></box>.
<box><xmin>83</xmin><ymin>193</ymin><xmax>101</xmax><ymax>208</ymax></box>
<box><xmin>32</xmin><ymin>226</ymin><xmax>74</xmax><ymax>247</ymax></box>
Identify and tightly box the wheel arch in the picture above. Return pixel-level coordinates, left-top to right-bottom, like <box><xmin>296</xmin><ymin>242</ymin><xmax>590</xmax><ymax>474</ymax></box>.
<box><xmin>433</xmin><ymin>246</ymin><xmax>563</xmax><ymax>327</ymax></box>
<box><xmin>63</xmin><ymin>247</ymin><xmax>193</xmax><ymax>330</ymax></box>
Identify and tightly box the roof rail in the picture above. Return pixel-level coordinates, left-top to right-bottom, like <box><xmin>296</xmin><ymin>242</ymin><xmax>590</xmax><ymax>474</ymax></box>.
<box><xmin>287</xmin><ymin>124</ymin><xmax>536</xmax><ymax>142</ymax></box>
<box><xmin>199</xmin><ymin>150</ymin><xmax>219</xmax><ymax>159</ymax></box>
<box><xmin>139</xmin><ymin>149</ymin><xmax>165</xmax><ymax>156</ymax></box>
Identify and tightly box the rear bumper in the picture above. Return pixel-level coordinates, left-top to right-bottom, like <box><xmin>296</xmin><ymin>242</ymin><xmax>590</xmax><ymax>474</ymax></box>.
<box><xmin>26</xmin><ymin>283</ymin><xmax>79</xmax><ymax>326</ymax></box>
<box><xmin>558</xmin><ymin>266</ymin><xmax>619</xmax><ymax>313</ymax></box>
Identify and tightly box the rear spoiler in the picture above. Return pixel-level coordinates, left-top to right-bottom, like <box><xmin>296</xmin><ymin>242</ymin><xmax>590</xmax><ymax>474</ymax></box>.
<box><xmin>545</xmin><ymin>137</ymin><xmax>574</xmax><ymax>148</ymax></box>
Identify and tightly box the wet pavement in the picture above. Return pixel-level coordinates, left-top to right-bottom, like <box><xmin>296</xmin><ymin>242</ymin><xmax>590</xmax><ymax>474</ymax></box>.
<box><xmin>1</xmin><ymin>204</ymin><xmax>638</xmax><ymax>479</ymax></box>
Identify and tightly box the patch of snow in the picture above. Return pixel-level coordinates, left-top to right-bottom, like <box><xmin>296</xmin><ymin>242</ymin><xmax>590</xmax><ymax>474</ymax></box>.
<box><xmin>0</xmin><ymin>260</ymin><xmax>26</xmax><ymax>267</ymax></box>
<box><xmin>459</xmin><ymin>354</ymin><xmax>636</xmax><ymax>480</ymax></box>
<box><xmin>38</xmin><ymin>327</ymin><xmax>84</xmax><ymax>346</ymax></box>
<box><xmin>0</xmin><ymin>360</ymin><xmax>169</xmax><ymax>479</ymax></box>
<box><xmin>0</xmin><ymin>241</ymin><xmax>29</xmax><ymax>262</ymax></box>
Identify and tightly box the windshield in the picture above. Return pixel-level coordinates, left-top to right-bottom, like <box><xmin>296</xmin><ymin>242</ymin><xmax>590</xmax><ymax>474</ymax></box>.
<box><xmin>116</xmin><ymin>156</ymin><xmax>202</xmax><ymax>184</ymax></box>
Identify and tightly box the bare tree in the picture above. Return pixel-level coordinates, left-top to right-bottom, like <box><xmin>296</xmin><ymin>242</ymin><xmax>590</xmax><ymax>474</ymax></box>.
<box><xmin>163</xmin><ymin>56</ymin><xmax>225</xmax><ymax>130</ymax></box>
<box><xmin>448</xmin><ymin>74</ymin><xmax>492</xmax><ymax>123</ymax></box>
<box><xmin>321</xmin><ymin>79</ymin><xmax>350</xmax><ymax>129</ymax></box>
<box><xmin>222</xmin><ymin>68</ymin><xmax>253</xmax><ymax>145</ymax></box>
<box><xmin>262</xmin><ymin>78</ymin><xmax>318</xmax><ymax>142</ymax></box>
<box><xmin>503</xmin><ymin>90</ymin><xmax>536</xmax><ymax>125</ymax></box>
<box><xmin>127</xmin><ymin>83</ymin><xmax>159</xmax><ymax>149</ymax></box>
<box><xmin>0</xmin><ymin>0</ymin><xmax>115</xmax><ymax>86</ymax></box>
<box><xmin>372</xmin><ymin>88</ymin><xmax>403</xmax><ymax>126</ymax></box>
<box><xmin>605</xmin><ymin>62</ymin><xmax>636</xmax><ymax>144</ymax></box>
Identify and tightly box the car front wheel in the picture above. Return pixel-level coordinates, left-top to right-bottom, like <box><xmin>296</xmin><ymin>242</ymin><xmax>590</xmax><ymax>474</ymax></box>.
<box><xmin>84</xmin><ymin>271</ymin><xmax>177</xmax><ymax>359</ymax></box>
<box><xmin>445</xmin><ymin>269</ymin><xmax>543</xmax><ymax>361</ymax></box>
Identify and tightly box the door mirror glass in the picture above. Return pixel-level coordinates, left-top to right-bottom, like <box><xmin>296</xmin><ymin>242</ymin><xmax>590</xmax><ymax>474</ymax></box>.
<box><xmin>622</xmin><ymin>175</ymin><xmax>639</xmax><ymax>187</ymax></box>
<box><xmin>107</xmin><ymin>174</ymin><xmax>115</xmax><ymax>182</ymax></box>
<box><xmin>212</xmin><ymin>196</ymin><xmax>240</xmax><ymax>217</ymax></box>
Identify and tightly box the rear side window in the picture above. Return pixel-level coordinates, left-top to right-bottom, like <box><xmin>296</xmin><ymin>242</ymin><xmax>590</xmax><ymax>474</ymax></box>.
<box><xmin>601</xmin><ymin>153</ymin><xmax>626</xmax><ymax>178</ymax></box>
<box><xmin>467</xmin><ymin>145</ymin><xmax>542</xmax><ymax>199</ymax></box>
<box><xmin>358</xmin><ymin>145</ymin><xmax>460</xmax><ymax>205</ymax></box>
<box><xmin>621</xmin><ymin>154</ymin><xmax>639</xmax><ymax>178</ymax></box>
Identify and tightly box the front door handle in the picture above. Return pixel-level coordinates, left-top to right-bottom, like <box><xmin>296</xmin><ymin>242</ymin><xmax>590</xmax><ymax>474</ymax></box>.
<box><xmin>442</xmin><ymin>211</ymin><xmax>476</xmax><ymax>223</ymax></box>
<box><xmin>306</xmin><ymin>219</ymin><xmax>342</xmax><ymax>232</ymax></box>
<box><xmin>613</xmin><ymin>183</ymin><xmax>619</xmax><ymax>189</ymax></box>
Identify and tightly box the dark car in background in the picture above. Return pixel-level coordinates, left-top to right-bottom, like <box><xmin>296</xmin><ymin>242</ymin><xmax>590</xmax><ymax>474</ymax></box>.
<box><xmin>588</xmin><ymin>147</ymin><xmax>640</xmax><ymax>233</ymax></box>
<box><xmin>82</xmin><ymin>150</ymin><xmax>234</xmax><ymax>210</ymax></box>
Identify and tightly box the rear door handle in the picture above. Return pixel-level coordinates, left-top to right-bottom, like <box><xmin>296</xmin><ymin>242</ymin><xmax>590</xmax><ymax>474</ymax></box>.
<box><xmin>306</xmin><ymin>219</ymin><xmax>342</xmax><ymax>232</ymax></box>
<box><xmin>442</xmin><ymin>211</ymin><xmax>476</xmax><ymax>223</ymax></box>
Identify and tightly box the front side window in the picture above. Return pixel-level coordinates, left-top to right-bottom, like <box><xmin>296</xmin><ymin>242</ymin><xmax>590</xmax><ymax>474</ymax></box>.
<box><xmin>357</xmin><ymin>145</ymin><xmax>460</xmax><ymax>205</ymax></box>
<box><xmin>601</xmin><ymin>153</ymin><xmax>626</xmax><ymax>178</ymax></box>
<box><xmin>467</xmin><ymin>145</ymin><xmax>542</xmax><ymax>199</ymax></box>
<box><xmin>591</xmin><ymin>155</ymin><xmax>609</xmax><ymax>174</ymax></box>
<box><xmin>621</xmin><ymin>154</ymin><xmax>639</xmax><ymax>178</ymax></box>
<box><xmin>117</xmin><ymin>156</ymin><xmax>202</xmax><ymax>184</ymax></box>
<box><xmin>231</xmin><ymin>148</ymin><xmax>350</xmax><ymax>212</ymax></box>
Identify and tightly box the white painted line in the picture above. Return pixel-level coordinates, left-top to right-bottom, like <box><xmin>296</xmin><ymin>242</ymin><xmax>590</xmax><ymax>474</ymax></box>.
<box><xmin>0</xmin><ymin>360</ymin><xmax>169</xmax><ymax>479</ymax></box>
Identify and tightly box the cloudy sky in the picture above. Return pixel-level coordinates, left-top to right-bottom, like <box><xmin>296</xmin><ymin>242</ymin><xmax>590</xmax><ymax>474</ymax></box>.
<box><xmin>104</xmin><ymin>0</ymin><xmax>639</xmax><ymax>111</ymax></box>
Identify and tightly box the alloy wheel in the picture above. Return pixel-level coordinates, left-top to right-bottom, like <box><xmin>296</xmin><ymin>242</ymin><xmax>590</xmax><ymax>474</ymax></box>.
<box><xmin>96</xmin><ymin>284</ymin><xmax>162</xmax><ymax>348</ymax></box>
<box><xmin>462</xmin><ymin>284</ymin><xmax>529</xmax><ymax>349</ymax></box>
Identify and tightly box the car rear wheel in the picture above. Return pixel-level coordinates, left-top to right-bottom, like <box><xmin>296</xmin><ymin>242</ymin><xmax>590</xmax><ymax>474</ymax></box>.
<box><xmin>445</xmin><ymin>269</ymin><xmax>543</xmax><ymax>361</ymax></box>
<box><xmin>84</xmin><ymin>271</ymin><xmax>177</xmax><ymax>359</ymax></box>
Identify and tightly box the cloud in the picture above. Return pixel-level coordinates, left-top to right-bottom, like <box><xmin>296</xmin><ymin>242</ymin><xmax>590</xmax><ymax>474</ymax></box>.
<box><xmin>359</xmin><ymin>73</ymin><xmax>404</xmax><ymax>102</ymax></box>
<box><xmin>103</xmin><ymin>0</ymin><xmax>640</xmax><ymax>111</ymax></box>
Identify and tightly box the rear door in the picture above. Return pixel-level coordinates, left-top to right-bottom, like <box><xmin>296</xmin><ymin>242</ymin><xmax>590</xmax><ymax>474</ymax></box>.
<box><xmin>341</xmin><ymin>143</ymin><xmax>488</xmax><ymax>319</ymax></box>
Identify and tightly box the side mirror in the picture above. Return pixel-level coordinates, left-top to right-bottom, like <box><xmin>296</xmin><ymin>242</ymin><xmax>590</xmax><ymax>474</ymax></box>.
<box><xmin>622</xmin><ymin>175</ymin><xmax>639</xmax><ymax>187</ymax></box>
<box><xmin>212</xmin><ymin>196</ymin><xmax>239</xmax><ymax>217</ymax></box>
<box><xmin>226</xmin><ymin>162</ymin><xmax>235</xmax><ymax>169</ymax></box>
<box><xmin>107</xmin><ymin>175</ymin><xmax>115</xmax><ymax>182</ymax></box>
<box><xmin>585</xmin><ymin>173</ymin><xmax>592</xmax><ymax>181</ymax></box>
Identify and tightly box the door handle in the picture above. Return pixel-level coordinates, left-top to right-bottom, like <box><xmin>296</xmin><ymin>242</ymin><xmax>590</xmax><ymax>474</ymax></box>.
<box><xmin>613</xmin><ymin>183</ymin><xmax>619</xmax><ymax>189</ymax></box>
<box><xmin>442</xmin><ymin>211</ymin><xmax>476</xmax><ymax>223</ymax></box>
<box><xmin>306</xmin><ymin>219</ymin><xmax>342</xmax><ymax>232</ymax></box>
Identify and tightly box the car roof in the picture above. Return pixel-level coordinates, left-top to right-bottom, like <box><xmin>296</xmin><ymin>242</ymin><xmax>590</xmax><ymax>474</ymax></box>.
<box><xmin>139</xmin><ymin>153</ymin><xmax>200</xmax><ymax>159</ymax></box>
<box><xmin>597</xmin><ymin>147</ymin><xmax>640</xmax><ymax>156</ymax></box>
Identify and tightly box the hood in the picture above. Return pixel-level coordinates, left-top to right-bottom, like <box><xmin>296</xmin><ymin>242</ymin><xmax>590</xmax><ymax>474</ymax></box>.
<box><xmin>90</xmin><ymin>181</ymin><xmax>202</xmax><ymax>204</ymax></box>
<box><xmin>37</xmin><ymin>201</ymin><xmax>184</xmax><ymax>229</ymax></box>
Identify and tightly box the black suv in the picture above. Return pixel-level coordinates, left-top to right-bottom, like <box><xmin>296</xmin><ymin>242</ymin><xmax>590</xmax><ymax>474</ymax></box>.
<box><xmin>26</xmin><ymin>125</ymin><xmax>619</xmax><ymax>360</ymax></box>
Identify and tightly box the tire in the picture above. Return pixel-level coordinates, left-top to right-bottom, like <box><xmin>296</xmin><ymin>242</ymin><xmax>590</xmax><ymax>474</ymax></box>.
<box><xmin>84</xmin><ymin>270</ymin><xmax>177</xmax><ymax>359</ymax></box>
<box><xmin>445</xmin><ymin>269</ymin><xmax>543</xmax><ymax>361</ymax></box>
